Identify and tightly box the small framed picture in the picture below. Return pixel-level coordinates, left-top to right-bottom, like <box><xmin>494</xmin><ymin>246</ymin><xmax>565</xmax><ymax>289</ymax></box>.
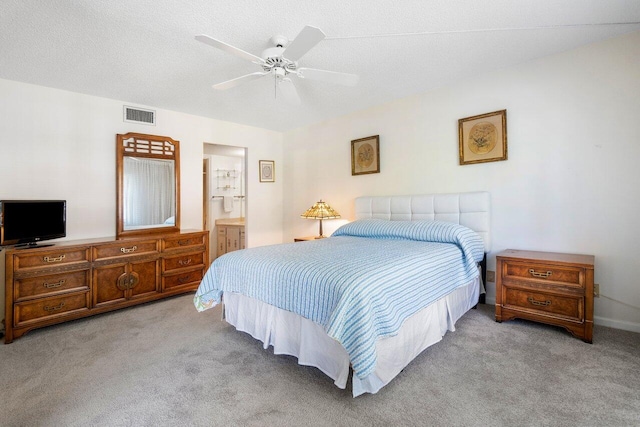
<box><xmin>351</xmin><ymin>135</ymin><xmax>380</xmax><ymax>175</ymax></box>
<box><xmin>458</xmin><ymin>110</ymin><xmax>507</xmax><ymax>165</ymax></box>
<box><xmin>259</xmin><ymin>160</ymin><xmax>275</xmax><ymax>182</ymax></box>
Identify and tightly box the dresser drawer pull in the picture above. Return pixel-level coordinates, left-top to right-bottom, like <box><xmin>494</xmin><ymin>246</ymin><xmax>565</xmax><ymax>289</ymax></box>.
<box><xmin>43</xmin><ymin>255</ymin><xmax>66</xmax><ymax>263</ymax></box>
<box><xmin>178</xmin><ymin>239</ymin><xmax>191</xmax><ymax>246</ymax></box>
<box><xmin>178</xmin><ymin>275</ymin><xmax>191</xmax><ymax>284</ymax></box>
<box><xmin>527</xmin><ymin>297</ymin><xmax>551</xmax><ymax>307</ymax></box>
<box><xmin>120</xmin><ymin>245</ymin><xmax>137</xmax><ymax>254</ymax></box>
<box><xmin>43</xmin><ymin>279</ymin><xmax>66</xmax><ymax>289</ymax></box>
<box><xmin>43</xmin><ymin>302</ymin><xmax>65</xmax><ymax>312</ymax></box>
<box><xmin>178</xmin><ymin>258</ymin><xmax>192</xmax><ymax>266</ymax></box>
<box><xmin>529</xmin><ymin>269</ymin><xmax>552</xmax><ymax>278</ymax></box>
<box><xmin>117</xmin><ymin>273</ymin><xmax>129</xmax><ymax>291</ymax></box>
<box><xmin>128</xmin><ymin>272</ymin><xmax>140</xmax><ymax>289</ymax></box>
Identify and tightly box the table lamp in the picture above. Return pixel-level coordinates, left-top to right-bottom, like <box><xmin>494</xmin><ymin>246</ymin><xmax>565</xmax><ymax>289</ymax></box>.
<box><xmin>300</xmin><ymin>199</ymin><xmax>341</xmax><ymax>238</ymax></box>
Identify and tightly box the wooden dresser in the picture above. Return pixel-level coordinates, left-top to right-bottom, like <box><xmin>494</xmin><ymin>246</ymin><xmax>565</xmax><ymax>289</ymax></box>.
<box><xmin>4</xmin><ymin>230</ymin><xmax>208</xmax><ymax>343</ymax></box>
<box><xmin>495</xmin><ymin>249</ymin><xmax>594</xmax><ymax>343</ymax></box>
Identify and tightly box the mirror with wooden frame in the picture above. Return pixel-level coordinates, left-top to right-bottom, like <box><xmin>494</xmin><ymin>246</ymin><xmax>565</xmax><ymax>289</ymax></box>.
<box><xmin>116</xmin><ymin>133</ymin><xmax>180</xmax><ymax>238</ymax></box>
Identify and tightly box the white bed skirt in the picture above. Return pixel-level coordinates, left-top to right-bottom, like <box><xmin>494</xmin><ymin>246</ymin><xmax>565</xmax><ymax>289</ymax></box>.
<box><xmin>223</xmin><ymin>277</ymin><xmax>480</xmax><ymax>397</ymax></box>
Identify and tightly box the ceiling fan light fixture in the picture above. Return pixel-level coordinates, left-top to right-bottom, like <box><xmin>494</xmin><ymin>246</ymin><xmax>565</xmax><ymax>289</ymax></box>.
<box><xmin>261</xmin><ymin>46</ymin><xmax>286</xmax><ymax>61</ymax></box>
<box><xmin>196</xmin><ymin>25</ymin><xmax>359</xmax><ymax>103</ymax></box>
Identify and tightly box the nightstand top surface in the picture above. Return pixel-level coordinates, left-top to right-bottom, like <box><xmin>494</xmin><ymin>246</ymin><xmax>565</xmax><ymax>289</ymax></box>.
<box><xmin>497</xmin><ymin>249</ymin><xmax>594</xmax><ymax>268</ymax></box>
<box><xmin>294</xmin><ymin>236</ymin><xmax>320</xmax><ymax>242</ymax></box>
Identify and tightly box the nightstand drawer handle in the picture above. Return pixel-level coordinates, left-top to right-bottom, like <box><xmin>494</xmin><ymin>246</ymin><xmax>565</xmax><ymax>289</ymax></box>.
<box><xmin>43</xmin><ymin>255</ymin><xmax>66</xmax><ymax>263</ymax></box>
<box><xmin>43</xmin><ymin>302</ymin><xmax>65</xmax><ymax>312</ymax></box>
<box><xmin>120</xmin><ymin>246</ymin><xmax>137</xmax><ymax>254</ymax></box>
<box><xmin>528</xmin><ymin>297</ymin><xmax>551</xmax><ymax>307</ymax></box>
<box><xmin>529</xmin><ymin>269</ymin><xmax>552</xmax><ymax>278</ymax></box>
<box><xmin>43</xmin><ymin>279</ymin><xmax>66</xmax><ymax>289</ymax></box>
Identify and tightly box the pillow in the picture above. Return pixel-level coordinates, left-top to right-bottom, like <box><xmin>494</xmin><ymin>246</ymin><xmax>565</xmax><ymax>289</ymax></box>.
<box><xmin>333</xmin><ymin>219</ymin><xmax>484</xmax><ymax>262</ymax></box>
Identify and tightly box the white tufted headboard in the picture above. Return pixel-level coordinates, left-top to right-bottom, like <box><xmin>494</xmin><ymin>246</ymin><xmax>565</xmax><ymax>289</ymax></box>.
<box><xmin>354</xmin><ymin>191</ymin><xmax>491</xmax><ymax>252</ymax></box>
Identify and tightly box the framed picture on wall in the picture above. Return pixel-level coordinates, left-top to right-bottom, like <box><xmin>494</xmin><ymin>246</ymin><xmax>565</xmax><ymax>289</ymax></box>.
<box><xmin>259</xmin><ymin>160</ymin><xmax>275</xmax><ymax>182</ymax></box>
<box><xmin>351</xmin><ymin>135</ymin><xmax>380</xmax><ymax>175</ymax></box>
<box><xmin>458</xmin><ymin>110</ymin><xmax>507</xmax><ymax>165</ymax></box>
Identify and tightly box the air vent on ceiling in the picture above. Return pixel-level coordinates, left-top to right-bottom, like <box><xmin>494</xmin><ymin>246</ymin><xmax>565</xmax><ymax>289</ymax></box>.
<box><xmin>123</xmin><ymin>106</ymin><xmax>156</xmax><ymax>125</ymax></box>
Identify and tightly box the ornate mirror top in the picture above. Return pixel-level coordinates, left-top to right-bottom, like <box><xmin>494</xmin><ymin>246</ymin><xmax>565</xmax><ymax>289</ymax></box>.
<box><xmin>116</xmin><ymin>133</ymin><xmax>181</xmax><ymax>238</ymax></box>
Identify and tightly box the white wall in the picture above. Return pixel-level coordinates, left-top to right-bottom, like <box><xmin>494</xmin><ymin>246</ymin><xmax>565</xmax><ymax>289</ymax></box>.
<box><xmin>0</xmin><ymin>79</ymin><xmax>284</xmax><ymax>321</ymax></box>
<box><xmin>283</xmin><ymin>31</ymin><xmax>640</xmax><ymax>332</ymax></box>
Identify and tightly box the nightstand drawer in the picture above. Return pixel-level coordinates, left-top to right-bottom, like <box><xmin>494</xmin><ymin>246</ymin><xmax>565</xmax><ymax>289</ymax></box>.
<box><xmin>504</xmin><ymin>287</ymin><xmax>583</xmax><ymax>322</ymax></box>
<box><xmin>503</xmin><ymin>260</ymin><xmax>583</xmax><ymax>288</ymax></box>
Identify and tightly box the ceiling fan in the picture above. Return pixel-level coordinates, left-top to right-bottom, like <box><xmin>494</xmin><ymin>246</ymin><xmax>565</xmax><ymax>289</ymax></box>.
<box><xmin>195</xmin><ymin>26</ymin><xmax>359</xmax><ymax>104</ymax></box>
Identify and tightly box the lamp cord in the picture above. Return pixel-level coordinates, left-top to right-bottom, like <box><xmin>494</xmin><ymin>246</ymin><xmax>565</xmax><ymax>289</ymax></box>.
<box><xmin>600</xmin><ymin>294</ymin><xmax>640</xmax><ymax>311</ymax></box>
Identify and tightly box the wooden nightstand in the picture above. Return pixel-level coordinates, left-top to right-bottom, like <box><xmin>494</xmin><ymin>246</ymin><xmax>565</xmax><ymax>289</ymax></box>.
<box><xmin>294</xmin><ymin>236</ymin><xmax>319</xmax><ymax>242</ymax></box>
<box><xmin>495</xmin><ymin>249</ymin><xmax>594</xmax><ymax>343</ymax></box>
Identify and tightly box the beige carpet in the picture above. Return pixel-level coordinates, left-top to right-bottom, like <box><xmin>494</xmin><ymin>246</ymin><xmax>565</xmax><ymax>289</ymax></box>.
<box><xmin>1</xmin><ymin>294</ymin><xmax>638</xmax><ymax>426</ymax></box>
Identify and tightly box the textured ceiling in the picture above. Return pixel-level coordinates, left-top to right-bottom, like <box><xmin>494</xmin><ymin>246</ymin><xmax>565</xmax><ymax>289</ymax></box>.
<box><xmin>1</xmin><ymin>1</ymin><xmax>639</xmax><ymax>132</ymax></box>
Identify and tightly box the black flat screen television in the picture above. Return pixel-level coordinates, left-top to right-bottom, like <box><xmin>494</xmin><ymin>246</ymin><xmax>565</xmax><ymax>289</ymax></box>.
<box><xmin>0</xmin><ymin>200</ymin><xmax>66</xmax><ymax>247</ymax></box>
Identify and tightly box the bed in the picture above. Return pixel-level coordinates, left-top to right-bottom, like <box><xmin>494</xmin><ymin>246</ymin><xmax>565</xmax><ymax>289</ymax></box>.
<box><xmin>194</xmin><ymin>191</ymin><xmax>490</xmax><ymax>396</ymax></box>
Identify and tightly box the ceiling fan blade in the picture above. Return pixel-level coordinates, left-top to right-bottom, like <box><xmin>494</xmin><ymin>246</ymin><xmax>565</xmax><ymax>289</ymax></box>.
<box><xmin>213</xmin><ymin>72</ymin><xmax>270</xmax><ymax>90</ymax></box>
<box><xmin>282</xmin><ymin>26</ymin><xmax>325</xmax><ymax>62</ymax></box>
<box><xmin>195</xmin><ymin>35</ymin><xmax>265</xmax><ymax>65</ymax></box>
<box><xmin>277</xmin><ymin>79</ymin><xmax>301</xmax><ymax>105</ymax></box>
<box><xmin>296</xmin><ymin>68</ymin><xmax>359</xmax><ymax>86</ymax></box>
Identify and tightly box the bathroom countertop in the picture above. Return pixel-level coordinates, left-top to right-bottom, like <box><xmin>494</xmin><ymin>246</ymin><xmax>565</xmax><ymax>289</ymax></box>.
<box><xmin>215</xmin><ymin>218</ymin><xmax>245</xmax><ymax>226</ymax></box>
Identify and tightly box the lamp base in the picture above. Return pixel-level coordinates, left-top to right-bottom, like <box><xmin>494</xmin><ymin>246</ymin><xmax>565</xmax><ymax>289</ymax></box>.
<box><xmin>314</xmin><ymin>235</ymin><xmax>326</xmax><ymax>239</ymax></box>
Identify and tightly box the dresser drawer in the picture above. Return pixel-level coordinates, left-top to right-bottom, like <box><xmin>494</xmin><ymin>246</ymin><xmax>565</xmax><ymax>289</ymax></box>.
<box><xmin>163</xmin><ymin>251</ymin><xmax>206</xmax><ymax>273</ymax></box>
<box><xmin>502</xmin><ymin>260</ymin><xmax>584</xmax><ymax>288</ymax></box>
<box><xmin>162</xmin><ymin>268</ymin><xmax>204</xmax><ymax>291</ymax></box>
<box><xmin>93</xmin><ymin>239</ymin><xmax>159</xmax><ymax>262</ymax></box>
<box><xmin>14</xmin><ymin>270</ymin><xmax>90</xmax><ymax>301</ymax></box>
<box><xmin>162</xmin><ymin>232</ymin><xmax>206</xmax><ymax>251</ymax></box>
<box><xmin>14</xmin><ymin>291</ymin><xmax>90</xmax><ymax>326</ymax></box>
<box><xmin>504</xmin><ymin>287</ymin><xmax>583</xmax><ymax>322</ymax></box>
<box><xmin>12</xmin><ymin>247</ymin><xmax>90</xmax><ymax>271</ymax></box>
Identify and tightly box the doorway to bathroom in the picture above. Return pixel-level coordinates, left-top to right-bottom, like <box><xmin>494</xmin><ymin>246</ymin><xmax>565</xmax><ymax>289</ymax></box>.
<box><xmin>203</xmin><ymin>143</ymin><xmax>247</xmax><ymax>263</ymax></box>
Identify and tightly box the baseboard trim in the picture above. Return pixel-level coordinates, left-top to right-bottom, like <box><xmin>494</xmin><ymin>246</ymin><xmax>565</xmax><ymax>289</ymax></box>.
<box><xmin>482</xmin><ymin>297</ymin><xmax>640</xmax><ymax>333</ymax></box>
<box><xmin>593</xmin><ymin>316</ymin><xmax>640</xmax><ymax>333</ymax></box>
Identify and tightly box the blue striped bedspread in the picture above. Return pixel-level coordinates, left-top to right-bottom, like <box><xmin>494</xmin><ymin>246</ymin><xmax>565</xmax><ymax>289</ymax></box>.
<box><xmin>194</xmin><ymin>219</ymin><xmax>485</xmax><ymax>380</ymax></box>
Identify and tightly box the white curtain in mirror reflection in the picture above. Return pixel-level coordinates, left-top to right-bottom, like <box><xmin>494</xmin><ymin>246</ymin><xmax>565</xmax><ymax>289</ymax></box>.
<box><xmin>123</xmin><ymin>157</ymin><xmax>176</xmax><ymax>228</ymax></box>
